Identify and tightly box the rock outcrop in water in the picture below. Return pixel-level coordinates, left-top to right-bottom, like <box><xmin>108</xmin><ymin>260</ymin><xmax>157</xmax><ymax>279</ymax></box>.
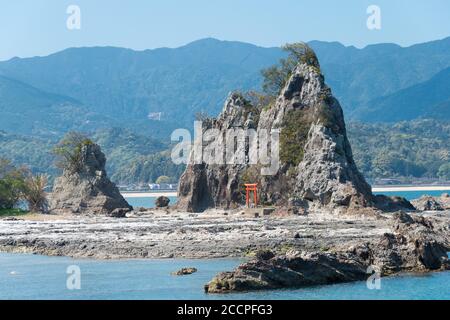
<box><xmin>155</xmin><ymin>196</ymin><xmax>170</xmax><ymax>208</ymax></box>
<box><xmin>178</xmin><ymin>47</ymin><xmax>387</xmax><ymax>213</ymax></box>
<box><xmin>412</xmin><ymin>193</ymin><xmax>450</xmax><ymax>211</ymax></box>
<box><xmin>49</xmin><ymin>143</ymin><xmax>132</xmax><ymax>216</ymax></box>
<box><xmin>171</xmin><ymin>267</ymin><xmax>198</xmax><ymax>276</ymax></box>
<box><xmin>204</xmin><ymin>212</ymin><xmax>450</xmax><ymax>293</ymax></box>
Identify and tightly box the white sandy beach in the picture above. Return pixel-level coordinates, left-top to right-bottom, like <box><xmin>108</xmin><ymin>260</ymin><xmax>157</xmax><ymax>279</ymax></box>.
<box><xmin>121</xmin><ymin>192</ymin><xmax>178</xmax><ymax>198</ymax></box>
<box><xmin>119</xmin><ymin>187</ymin><xmax>450</xmax><ymax>199</ymax></box>
<box><xmin>372</xmin><ymin>186</ymin><xmax>450</xmax><ymax>192</ymax></box>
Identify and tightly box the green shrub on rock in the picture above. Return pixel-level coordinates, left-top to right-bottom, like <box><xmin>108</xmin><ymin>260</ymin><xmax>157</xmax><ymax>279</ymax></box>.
<box><xmin>53</xmin><ymin>132</ymin><xmax>94</xmax><ymax>174</ymax></box>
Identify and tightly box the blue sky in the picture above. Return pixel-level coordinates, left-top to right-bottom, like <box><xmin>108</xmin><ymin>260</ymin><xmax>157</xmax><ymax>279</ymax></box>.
<box><xmin>1</xmin><ymin>0</ymin><xmax>450</xmax><ymax>61</ymax></box>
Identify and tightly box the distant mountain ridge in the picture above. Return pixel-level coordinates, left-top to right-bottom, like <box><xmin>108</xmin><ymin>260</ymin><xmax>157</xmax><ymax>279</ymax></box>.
<box><xmin>0</xmin><ymin>39</ymin><xmax>283</xmax><ymax>137</ymax></box>
<box><xmin>352</xmin><ymin>67</ymin><xmax>450</xmax><ymax>122</ymax></box>
<box><xmin>0</xmin><ymin>75</ymin><xmax>116</xmax><ymax>137</ymax></box>
<box><xmin>310</xmin><ymin>37</ymin><xmax>450</xmax><ymax>111</ymax></box>
<box><xmin>0</xmin><ymin>37</ymin><xmax>449</xmax><ymax>140</ymax></box>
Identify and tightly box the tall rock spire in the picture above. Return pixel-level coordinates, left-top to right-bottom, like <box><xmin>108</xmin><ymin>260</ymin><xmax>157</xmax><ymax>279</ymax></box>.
<box><xmin>177</xmin><ymin>47</ymin><xmax>374</xmax><ymax>213</ymax></box>
<box><xmin>50</xmin><ymin>143</ymin><xmax>132</xmax><ymax>216</ymax></box>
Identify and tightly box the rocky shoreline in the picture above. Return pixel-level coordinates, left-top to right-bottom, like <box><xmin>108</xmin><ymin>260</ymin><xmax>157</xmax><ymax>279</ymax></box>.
<box><xmin>1</xmin><ymin>46</ymin><xmax>448</xmax><ymax>295</ymax></box>
<box><xmin>1</xmin><ymin>207</ymin><xmax>449</xmax><ymax>293</ymax></box>
<box><xmin>204</xmin><ymin>211</ymin><xmax>450</xmax><ymax>293</ymax></box>
<box><xmin>0</xmin><ymin>208</ymin><xmax>448</xmax><ymax>260</ymax></box>
<box><xmin>0</xmin><ymin>208</ymin><xmax>396</xmax><ymax>259</ymax></box>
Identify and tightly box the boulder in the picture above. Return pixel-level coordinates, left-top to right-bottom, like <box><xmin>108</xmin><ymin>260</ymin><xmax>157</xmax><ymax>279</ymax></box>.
<box><xmin>205</xmin><ymin>251</ymin><xmax>368</xmax><ymax>293</ymax></box>
<box><xmin>49</xmin><ymin>143</ymin><xmax>132</xmax><ymax>216</ymax></box>
<box><xmin>411</xmin><ymin>195</ymin><xmax>447</xmax><ymax>211</ymax></box>
<box><xmin>374</xmin><ymin>195</ymin><xmax>415</xmax><ymax>212</ymax></box>
<box><xmin>255</xmin><ymin>249</ymin><xmax>275</xmax><ymax>261</ymax></box>
<box><xmin>107</xmin><ymin>208</ymin><xmax>129</xmax><ymax>218</ymax></box>
<box><xmin>439</xmin><ymin>193</ymin><xmax>450</xmax><ymax>209</ymax></box>
<box><xmin>171</xmin><ymin>267</ymin><xmax>198</xmax><ymax>276</ymax></box>
<box><xmin>155</xmin><ymin>196</ymin><xmax>170</xmax><ymax>208</ymax></box>
<box><xmin>375</xmin><ymin>212</ymin><xmax>450</xmax><ymax>272</ymax></box>
<box><xmin>262</xmin><ymin>208</ymin><xmax>276</xmax><ymax>216</ymax></box>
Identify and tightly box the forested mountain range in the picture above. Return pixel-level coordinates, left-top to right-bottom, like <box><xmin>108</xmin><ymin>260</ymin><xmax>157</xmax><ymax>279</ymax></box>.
<box><xmin>0</xmin><ymin>37</ymin><xmax>449</xmax><ymax>184</ymax></box>
<box><xmin>1</xmin><ymin>37</ymin><xmax>449</xmax><ymax>136</ymax></box>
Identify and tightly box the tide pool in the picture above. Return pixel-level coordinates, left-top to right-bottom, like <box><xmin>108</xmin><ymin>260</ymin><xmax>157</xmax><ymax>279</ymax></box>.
<box><xmin>0</xmin><ymin>253</ymin><xmax>449</xmax><ymax>300</ymax></box>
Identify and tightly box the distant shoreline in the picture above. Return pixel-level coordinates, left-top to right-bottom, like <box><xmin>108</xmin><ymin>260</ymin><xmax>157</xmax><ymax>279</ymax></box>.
<box><xmin>372</xmin><ymin>186</ymin><xmax>450</xmax><ymax>192</ymax></box>
<box><xmin>119</xmin><ymin>187</ymin><xmax>450</xmax><ymax>198</ymax></box>
<box><xmin>121</xmin><ymin>192</ymin><xmax>178</xmax><ymax>198</ymax></box>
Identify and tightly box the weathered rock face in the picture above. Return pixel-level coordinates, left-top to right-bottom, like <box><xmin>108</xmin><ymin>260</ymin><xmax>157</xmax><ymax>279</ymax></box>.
<box><xmin>204</xmin><ymin>212</ymin><xmax>450</xmax><ymax>293</ymax></box>
<box><xmin>178</xmin><ymin>52</ymin><xmax>377</xmax><ymax>213</ymax></box>
<box><xmin>49</xmin><ymin>144</ymin><xmax>132</xmax><ymax>216</ymax></box>
<box><xmin>205</xmin><ymin>251</ymin><xmax>368</xmax><ymax>293</ymax></box>
<box><xmin>177</xmin><ymin>93</ymin><xmax>256</xmax><ymax>212</ymax></box>
<box><xmin>412</xmin><ymin>194</ymin><xmax>450</xmax><ymax>211</ymax></box>
<box><xmin>364</xmin><ymin>212</ymin><xmax>449</xmax><ymax>273</ymax></box>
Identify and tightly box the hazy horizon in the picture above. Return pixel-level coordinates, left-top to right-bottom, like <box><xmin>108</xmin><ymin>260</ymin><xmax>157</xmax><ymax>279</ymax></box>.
<box><xmin>3</xmin><ymin>35</ymin><xmax>450</xmax><ymax>63</ymax></box>
<box><xmin>2</xmin><ymin>0</ymin><xmax>450</xmax><ymax>61</ymax></box>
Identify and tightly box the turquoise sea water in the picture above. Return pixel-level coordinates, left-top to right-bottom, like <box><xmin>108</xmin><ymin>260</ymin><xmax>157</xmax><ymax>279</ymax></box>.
<box><xmin>124</xmin><ymin>196</ymin><xmax>177</xmax><ymax>209</ymax></box>
<box><xmin>0</xmin><ymin>253</ymin><xmax>448</xmax><ymax>300</ymax></box>
<box><xmin>373</xmin><ymin>190</ymin><xmax>448</xmax><ymax>201</ymax></box>
<box><xmin>125</xmin><ymin>190</ymin><xmax>449</xmax><ymax>209</ymax></box>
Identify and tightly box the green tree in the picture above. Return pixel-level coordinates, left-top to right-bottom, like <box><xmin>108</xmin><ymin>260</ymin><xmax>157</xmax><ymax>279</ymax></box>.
<box><xmin>438</xmin><ymin>163</ymin><xmax>450</xmax><ymax>180</ymax></box>
<box><xmin>0</xmin><ymin>158</ymin><xmax>27</xmax><ymax>209</ymax></box>
<box><xmin>53</xmin><ymin>132</ymin><xmax>94</xmax><ymax>173</ymax></box>
<box><xmin>156</xmin><ymin>175</ymin><xmax>171</xmax><ymax>184</ymax></box>
<box><xmin>261</xmin><ymin>43</ymin><xmax>319</xmax><ymax>97</ymax></box>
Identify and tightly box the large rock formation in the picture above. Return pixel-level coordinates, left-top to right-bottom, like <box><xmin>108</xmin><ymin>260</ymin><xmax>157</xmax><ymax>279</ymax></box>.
<box><xmin>204</xmin><ymin>212</ymin><xmax>450</xmax><ymax>293</ymax></box>
<box><xmin>178</xmin><ymin>49</ymin><xmax>376</xmax><ymax>213</ymax></box>
<box><xmin>49</xmin><ymin>143</ymin><xmax>132</xmax><ymax>216</ymax></box>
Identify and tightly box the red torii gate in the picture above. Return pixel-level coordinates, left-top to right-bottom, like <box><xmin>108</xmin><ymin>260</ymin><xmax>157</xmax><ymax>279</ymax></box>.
<box><xmin>244</xmin><ymin>184</ymin><xmax>258</xmax><ymax>208</ymax></box>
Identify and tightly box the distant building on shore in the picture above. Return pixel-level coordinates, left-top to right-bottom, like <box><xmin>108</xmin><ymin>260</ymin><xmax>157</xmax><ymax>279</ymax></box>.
<box><xmin>117</xmin><ymin>183</ymin><xmax>178</xmax><ymax>192</ymax></box>
<box><xmin>149</xmin><ymin>183</ymin><xmax>177</xmax><ymax>190</ymax></box>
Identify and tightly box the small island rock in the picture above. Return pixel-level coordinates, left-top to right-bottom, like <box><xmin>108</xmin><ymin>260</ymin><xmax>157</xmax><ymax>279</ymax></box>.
<box><xmin>49</xmin><ymin>143</ymin><xmax>132</xmax><ymax>216</ymax></box>
<box><xmin>172</xmin><ymin>267</ymin><xmax>198</xmax><ymax>276</ymax></box>
<box><xmin>155</xmin><ymin>196</ymin><xmax>170</xmax><ymax>208</ymax></box>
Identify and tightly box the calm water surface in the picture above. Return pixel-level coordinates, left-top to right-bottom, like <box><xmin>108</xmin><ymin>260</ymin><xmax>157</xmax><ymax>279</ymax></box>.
<box><xmin>124</xmin><ymin>196</ymin><xmax>177</xmax><ymax>208</ymax></box>
<box><xmin>125</xmin><ymin>190</ymin><xmax>449</xmax><ymax>208</ymax></box>
<box><xmin>0</xmin><ymin>253</ymin><xmax>449</xmax><ymax>300</ymax></box>
<box><xmin>374</xmin><ymin>190</ymin><xmax>448</xmax><ymax>200</ymax></box>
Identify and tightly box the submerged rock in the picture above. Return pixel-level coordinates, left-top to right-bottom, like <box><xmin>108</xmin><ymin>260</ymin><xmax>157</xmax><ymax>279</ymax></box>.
<box><xmin>204</xmin><ymin>212</ymin><xmax>449</xmax><ymax>293</ymax></box>
<box><xmin>49</xmin><ymin>143</ymin><xmax>132</xmax><ymax>216</ymax></box>
<box><xmin>172</xmin><ymin>267</ymin><xmax>198</xmax><ymax>276</ymax></box>
<box><xmin>177</xmin><ymin>47</ymin><xmax>409</xmax><ymax>213</ymax></box>
<box><xmin>411</xmin><ymin>194</ymin><xmax>450</xmax><ymax>211</ymax></box>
